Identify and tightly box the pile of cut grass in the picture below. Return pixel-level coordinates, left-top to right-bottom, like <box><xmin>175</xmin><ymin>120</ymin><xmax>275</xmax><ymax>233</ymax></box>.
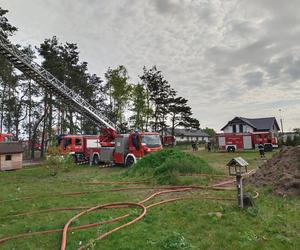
<box><xmin>126</xmin><ymin>149</ymin><xmax>219</xmax><ymax>184</ymax></box>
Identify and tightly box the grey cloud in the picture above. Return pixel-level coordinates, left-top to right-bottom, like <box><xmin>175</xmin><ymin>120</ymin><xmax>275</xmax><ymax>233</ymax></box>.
<box><xmin>243</xmin><ymin>71</ymin><xmax>264</xmax><ymax>87</ymax></box>
<box><xmin>284</xmin><ymin>57</ymin><xmax>300</xmax><ymax>80</ymax></box>
<box><xmin>153</xmin><ymin>0</ymin><xmax>182</xmax><ymax>14</ymax></box>
<box><xmin>227</xmin><ymin>19</ymin><xmax>257</xmax><ymax>38</ymax></box>
<box><xmin>2</xmin><ymin>0</ymin><xmax>300</xmax><ymax>130</ymax></box>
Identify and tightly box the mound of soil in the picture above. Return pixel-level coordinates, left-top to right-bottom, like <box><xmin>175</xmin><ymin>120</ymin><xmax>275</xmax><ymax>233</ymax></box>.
<box><xmin>247</xmin><ymin>146</ymin><xmax>300</xmax><ymax>196</ymax></box>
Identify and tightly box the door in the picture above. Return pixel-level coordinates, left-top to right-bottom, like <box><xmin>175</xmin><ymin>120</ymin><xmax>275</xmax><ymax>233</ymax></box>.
<box><xmin>218</xmin><ymin>136</ymin><xmax>225</xmax><ymax>146</ymax></box>
<box><xmin>243</xmin><ymin>135</ymin><xmax>252</xmax><ymax>149</ymax></box>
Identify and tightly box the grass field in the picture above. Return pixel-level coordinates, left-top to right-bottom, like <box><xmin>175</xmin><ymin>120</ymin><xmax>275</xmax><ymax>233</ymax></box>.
<box><xmin>0</xmin><ymin>149</ymin><xmax>299</xmax><ymax>249</ymax></box>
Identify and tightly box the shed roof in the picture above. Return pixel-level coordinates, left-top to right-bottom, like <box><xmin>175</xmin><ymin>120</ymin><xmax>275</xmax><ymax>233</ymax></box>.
<box><xmin>0</xmin><ymin>142</ymin><xmax>23</xmax><ymax>154</ymax></box>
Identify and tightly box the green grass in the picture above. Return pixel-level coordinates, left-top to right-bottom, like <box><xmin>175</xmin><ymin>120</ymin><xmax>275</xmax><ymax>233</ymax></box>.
<box><xmin>186</xmin><ymin>148</ymin><xmax>277</xmax><ymax>172</ymax></box>
<box><xmin>0</xmin><ymin>149</ymin><xmax>299</xmax><ymax>250</ymax></box>
<box><xmin>126</xmin><ymin>149</ymin><xmax>219</xmax><ymax>185</ymax></box>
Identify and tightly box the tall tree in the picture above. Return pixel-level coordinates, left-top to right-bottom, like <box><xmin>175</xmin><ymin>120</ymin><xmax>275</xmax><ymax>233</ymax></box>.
<box><xmin>105</xmin><ymin>65</ymin><xmax>132</xmax><ymax>126</ymax></box>
<box><xmin>39</xmin><ymin>37</ymin><xmax>108</xmax><ymax>137</ymax></box>
<box><xmin>0</xmin><ymin>7</ymin><xmax>17</xmax><ymax>38</ymax></box>
<box><xmin>130</xmin><ymin>83</ymin><xmax>152</xmax><ymax>130</ymax></box>
<box><xmin>202</xmin><ymin>127</ymin><xmax>216</xmax><ymax>138</ymax></box>
<box><xmin>140</xmin><ymin>66</ymin><xmax>175</xmax><ymax>132</ymax></box>
<box><xmin>0</xmin><ymin>7</ymin><xmax>17</xmax><ymax>133</ymax></box>
<box><xmin>183</xmin><ymin>116</ymin><xmax>200</xmax><ymax>130</ymax></box>
<box><xmin>169</xmin><ymin>96</ymin><xmax>193</xmax><ymax>139</ymax></box>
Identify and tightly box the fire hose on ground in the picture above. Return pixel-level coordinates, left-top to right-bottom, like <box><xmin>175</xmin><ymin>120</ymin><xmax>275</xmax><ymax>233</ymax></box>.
<box><xmin>0</xmin><ymin>174</ymin><xmax>259</xmax><ymax>248</ymax></box>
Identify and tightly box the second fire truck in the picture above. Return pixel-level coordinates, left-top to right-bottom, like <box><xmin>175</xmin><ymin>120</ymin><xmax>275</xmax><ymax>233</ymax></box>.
<box><xmin>217</xmin><ymin>131</ymin><xmax>278</xmax><ymax>152</ymax></box>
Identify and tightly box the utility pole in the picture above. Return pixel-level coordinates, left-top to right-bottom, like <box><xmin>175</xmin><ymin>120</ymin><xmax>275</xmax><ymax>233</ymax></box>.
<box><xmin>279</xmin><ymin>109</ymin><xmax>284</xmax><ymax>134</ymax></box>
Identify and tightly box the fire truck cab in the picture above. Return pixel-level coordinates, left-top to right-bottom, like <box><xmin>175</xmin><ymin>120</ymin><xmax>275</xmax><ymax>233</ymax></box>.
<box><xmin>162</xmin><ymin>135</ymin><xmax>176</xmax><ymax>147</ymax></box>
<box><xmin>113</xmin><ymin>132</ymin><xmax>162</xmax><ymax>166</ymax></box>
<box><xmin>0</xmin><ymin>133</ymin><xmax>14</xmax><ymax>142</ymax></box>
<box><xmin>58</xmin><ymin>135</ymin><xmax>102</xmax><ymax>163</ymax></box>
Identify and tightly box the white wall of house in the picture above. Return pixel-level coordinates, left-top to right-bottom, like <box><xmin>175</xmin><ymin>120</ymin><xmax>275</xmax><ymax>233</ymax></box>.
<box><xmin>223</xmin><ymin>124</ymin><xmax>253</xmax><ymax>133</ymax></box>
<box><xmin>175</xmin><ymin>136</ymin><xmax>209</xmax><ymax>142</ymax></box>
<box><xmin>243</xmin><ymin>125</ymin><xmax>253</xmax><ymax>132</ymax></box>
<box><xmin>223</xmin><ymin>126</ymin><xmax>233</xmax><ymax>133</ymax></box>
<box><xmin>176</xmin><ymin>136</ymin><xmax>188</xmax><ymax>142</ymax></box>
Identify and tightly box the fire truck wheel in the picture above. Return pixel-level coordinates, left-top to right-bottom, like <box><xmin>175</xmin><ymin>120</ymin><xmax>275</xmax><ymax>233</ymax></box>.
<box><xmin>72</xmin><ymin>154</ymin><xmax>78</xmax><ymax>163</ymax></box>
<box><xmin>93</xmin><ymin>155</ymin><xmax>100</xmax><ymax>165</ymax></box>
<box><xmin>125</xmin><ymin>156</ymin><xmax>135</xmax><ymax>167</ymax></box>
<box><xmin>227</xmin><ymin>146</ymin><xmax>235</xmax><ymax>153</ymax></box>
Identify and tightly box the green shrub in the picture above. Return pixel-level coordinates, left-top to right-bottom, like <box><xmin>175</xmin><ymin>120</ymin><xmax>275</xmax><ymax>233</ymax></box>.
<box><xmin>45</xmin><ymin>155</ymin><xmax>76</xmax><ymax>176</ymax></box>
<box><xmin>156</xmin><ymin>232</ymin><xmax>193</xmax><ymax>250</ymax></box>
<box><xmin>126</xmin><ymin>149</ymin><xmax>218</xmax><ymax>184</ymax></box>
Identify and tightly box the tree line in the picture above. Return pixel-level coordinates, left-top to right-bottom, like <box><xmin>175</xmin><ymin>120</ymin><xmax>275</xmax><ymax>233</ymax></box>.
<box><xmin>0</xmin><ymin>7</ymin><xmax>200</xmax><ymax>158</ymax></box>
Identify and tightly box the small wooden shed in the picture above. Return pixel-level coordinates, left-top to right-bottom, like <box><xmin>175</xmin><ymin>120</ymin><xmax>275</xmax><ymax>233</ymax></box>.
<box><xmin>0</xmin><ymin>142</ymin><xmax>23</xmax><ymax>171</ymax></box>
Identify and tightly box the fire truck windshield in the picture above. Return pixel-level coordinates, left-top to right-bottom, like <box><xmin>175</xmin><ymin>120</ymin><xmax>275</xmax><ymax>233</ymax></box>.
<box><xmin>4</xmin><ymin>136</ymin><xmax>13</xmax><ymax>142</ymax></box>
<box><xmin>141</xmin><ymin>134</ymin><xmax>161</xmax><ymax>148</ymax></box>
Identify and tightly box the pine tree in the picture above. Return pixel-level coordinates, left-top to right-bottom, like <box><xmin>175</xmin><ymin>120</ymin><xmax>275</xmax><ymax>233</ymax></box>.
<box><xmin>140</xmin><ymin>66</ymin><xmax>175</xmax><ymax>132</ymax></box>
<box><xmin>169</xmin><ymin>96</ymin><xmax>192</xmax><ymax>138</ymax></box>
<box><xmin>0</xmin><ymin>7</ymin><xmax>17</xmax><ymax>133</ymax></box>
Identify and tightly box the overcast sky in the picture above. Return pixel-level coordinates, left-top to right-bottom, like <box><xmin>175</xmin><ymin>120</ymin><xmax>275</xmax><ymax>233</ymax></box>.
<box><xmin>1</xmin><ymin>0</ymin><xmax>300</xmax><ymax>131</ymax></box>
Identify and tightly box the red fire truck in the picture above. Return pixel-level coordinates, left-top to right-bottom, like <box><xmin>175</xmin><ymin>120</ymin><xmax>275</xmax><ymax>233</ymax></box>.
<box><xmin>217</xmin><ymin>131</ymin><xmax>278</xmax><ymax>152</ymax></box>
<box><xmin>58</xmin><ymin>129</ymin><xmax>162</xmax><ymax>166</ymax></box>
<box><xmin>0</xmin><ymin>133</ymin><xmax>14</xmax><ymax>142</ymax></box>
<box><xmin>162</xmin><ymin>135</ymin><xmax>176</xmax><ymax>147</ymax></box>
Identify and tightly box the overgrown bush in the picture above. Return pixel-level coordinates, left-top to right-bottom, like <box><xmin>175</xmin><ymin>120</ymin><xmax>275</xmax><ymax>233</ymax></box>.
<box><xmin>46</xmin><ymin>145</ymin><xmax>60</xmax><ymax>156</ymax></box>
<box><xmin>126</xmin><ymin>149</ymin><xmax>218</xmax><ymax>184</ymax></box>
<box><xmin>45</xmin><ymin>155</ymin><xmax>76</xmax><ymax>176</ymax></box>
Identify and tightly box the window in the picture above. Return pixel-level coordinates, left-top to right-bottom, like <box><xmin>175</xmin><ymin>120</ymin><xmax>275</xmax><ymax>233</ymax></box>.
<box><xmin>233</xmin><ymin>125</ymin><xmax>236</xmax><ymax>133</ymax></box>
<box><xmin>5</xmin><ymin>155</ymin><xmax>12</xmax><ymax>161</ymax></box>
<box><xmin>239</xmin><ymin>124</ymin><xmax>243</xmax><ymax>133</ymax></box>
<box><xmin>4</xmin><ymin>136</ymin><xmax>13</xmax><ymax>142</ymax></box>
<box><xmin>75</xmin><ymin>138</ymin><xmax>82</xmax><ymax>146</ymax></box>
<box><xmin>63</xmin><ymin>138</ymin><xmax>73</xmax><ymax>148</ymax></box>
<box><xmin>141</xmin><ymin>134</ymin><xmax>162</xmax><ymax>148</ymax></box>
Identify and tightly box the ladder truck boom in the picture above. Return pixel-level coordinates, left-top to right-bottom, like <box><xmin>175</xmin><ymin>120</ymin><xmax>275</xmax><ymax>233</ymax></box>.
<box><xmin>0</xmin><ymin>33</ymin><xmax>117</xmax><ymax>131</ymax></box>
<box><xmin>0</xmin><ymin>32</ymin><xmax>163</xmax><ymax>166</ymax></box>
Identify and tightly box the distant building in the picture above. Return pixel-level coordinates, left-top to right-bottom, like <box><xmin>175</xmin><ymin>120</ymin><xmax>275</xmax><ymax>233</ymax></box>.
<box><xmin>280</xmin><ymin>132</ymin><xmax>299</xmax><ymax>143</ymax></box>
<box><xmin>221</xmin><ymin>117</ymin><xmax>280</xmax><ymax>135</ymax></box>
<box><xmin>0</xmin><ymin>142</ymin><xmax>23</xmax><ymax>171</ymax></box>
<box><xmin>165</xmin><ymin>128</ymin><xmax>209</xmax><ymax>142</ymax></box>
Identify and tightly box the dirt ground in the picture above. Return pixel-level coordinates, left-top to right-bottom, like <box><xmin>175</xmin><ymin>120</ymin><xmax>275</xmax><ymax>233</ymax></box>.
<box><xmin>246</xmin><ymin>146</ymin><xmax>300</xmax><ymax>196</ymax></box>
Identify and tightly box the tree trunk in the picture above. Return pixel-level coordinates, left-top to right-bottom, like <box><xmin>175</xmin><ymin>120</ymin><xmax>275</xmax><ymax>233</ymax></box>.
<box><xmin>171</xmin><ymin>115</ymin><xmax>176</xmax><ymax>147</ymax></box>
<box><xmin>40</xmin><ymin>96</ymin><xmax>48</xmax><ymax>158</ymax></box>
<box><xmin>31</xmin><ymin>105</ymin><xmax>48</xmax><ymax>159</ymax></box>
<box><xmin>0</xmin><ymin>83</ymin><xmax>7</xmax><ymax>134</ymax></box>
<box><xmin>15</xmin><ymin>122</ymin><xmax>19</xmax><ymax>140</ymax></box>
<box><xmin>47</xmin><ymin>94</ymin><xmax>53</xmax><ymax>141</ymax></box>
<box><xmin>28</xmin><ymin>80</ymin><xmax>32</xmax><ymax>156</ymax></box>
<box><xmin>6</xmin><ymin>87</ymin><xmax>12</xmax><ymax>133</ymax></box>
<box><xmin>40</xmin><ymin>114</ymin><xmax>47</xmax><ymax>158</ymax></box>
<box><xmin>69</xmin><ymin>109</ymin><xmax>74</xmax><ymax>134</ymax></box>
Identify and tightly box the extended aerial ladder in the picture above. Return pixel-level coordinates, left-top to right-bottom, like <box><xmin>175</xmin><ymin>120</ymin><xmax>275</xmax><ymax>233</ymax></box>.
<box><xmin>0</xmin><ymin>33</ymin><xmax>117</xmax><ymax>132</ymax></box>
